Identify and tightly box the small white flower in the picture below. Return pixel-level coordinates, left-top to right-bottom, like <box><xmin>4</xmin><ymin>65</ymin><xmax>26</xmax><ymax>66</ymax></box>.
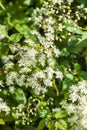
<box><xmin>9</xmin><ymin>86</ymin><xmax>15</xmax><ymax>93</ymax></box>
<box><xmin>55</xmin><ymin>70</ymin><xmax>63</xmax><ymax>80</ymax></box>
<box><xmin>35</xmin><ymin>71</ymin><xmax>45</xmax><ymax>79</ymax></box>
<box><xmin>2</xmin><ymin>55</ymin><xmax>10</xmax><ymax>63</ymax></box>
<box><xmin>80</xmin><ymin>118</ymin><xmax>87</xmax><ymax>129</ymax></box>
<box><xmin>67</xmin><ymin>104</ymin><xmax>76</xmax><ymax>115</ymax></box>
<box><xmin>45</xmin><ymin>67</ymin><xmax>54</xmax><ymax>79</ymax></box>
<box><xmin>41</xmin><ymin>87</ymin><xmax>47</xmax><ymax>94</ymax></box>
<box><xmin>43</xmin><ymin>79</ymin><xmax>52</xmax><ymax>87</ymax></box>
<box><xmin>48</xmin><ymin>58</ymin><xmax>55</xmax><ymax>66</ymax></box>
<box><xmin>52</xmin><ymin>107</ymin><xmax>60</xmax><ymax>112</ymax></box>
<box><xmin>67</xmin><ymin>80</ymin><xmax>87</xmax><ymax>129</ymax></box>
<box><xmin>0</xmin><ymin>98</ymin><xmax>10</xmax><ymax>115</ymax></box>
<box><xmin>53</xmin><ymin>47</ymin><xmax>61</xmax><ymax>57</ymax></box>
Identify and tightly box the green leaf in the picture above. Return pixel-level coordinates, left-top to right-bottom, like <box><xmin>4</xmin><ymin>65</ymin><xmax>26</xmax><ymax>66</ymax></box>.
<box><xmin>65</xmin><ymin>73</ymin><xmax>74</xmax><ymax>80</ymax></box>
<box><xmin>55</xmin><ymin>120</ymin><xmax>67</xmax><ymax>130</ymax></box>
<box><xmin>9</xmin><ymin>33</ymin><xmax>22</xmax><ymax>43</ymax></box>
<box><xmin>54</xmin><ymin>110</ymin><xmax>67</xmax><ymax>119</ymax></box>
<box><xmin>77</xmin><ymin>0</ymin><xmax>87</xmax><ymax>6</ymax></box>
<box><xmin>48</xmin><ymin>121</ymin><xmax>55</xmax><ymax>130</ymax></box>
<box><xmin>24</xmin><ymin>0</ymin><xmax>32</xmax><ymax>5</ymax></box>
<box><xmin>0</xmin><ymin>119</ymin><xmax>5</xmax><ymax>125</ymax></box>
<box><xmin>13</xmin><ymin>88</ymin><xmax>27</xmax><ymax>104</ymax></box>
<box><xmin>0</xmin><ymin>43</ymin><xmax>9</xmax><ymax>57</ymax></box>
<box><xmin>63</xmin><ymin>19</ymin><xmax>82</xmax><ymax>34</ymax></box>
<box><xmin>61</xmin><ymin>48</ymin><xmax>70</xmax><ymax>57</ymax></box>
<box><xmin>37</xmin><ymin>119</ymin><xmax>46</xmax><ymax>130</ymax></box>
<box><xmin>78</xmin><ymin>71</ymin><xmax>87</xmax><ymax>80</ymax></box>
<box><xmin>0</xmin><ymin>2</ymin><xmax>5</xmax><ymax>10</ymax></box>
<box><xmin>75</xmin><ymin>37</ymin><xmax>87</xmax><ymax>48</ymax></box>
<box><xmin>14</xmin><ymin>24</ymin><xmax>32</xmax><ymax>39</ymax></box>
<box><xmin>69</xmin><ymin>32</ymin><xmax>87</xmax><ymax>53</ymax></box>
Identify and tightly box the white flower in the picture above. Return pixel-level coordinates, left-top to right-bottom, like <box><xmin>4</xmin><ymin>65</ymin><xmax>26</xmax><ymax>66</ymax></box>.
<box><xmin>69</xmin><ymin>85</ymin><xmax>78</xmax><ymax>94</ymax></box>
<box><xmin>78</xmin><ymin>96</ymin><xmax>87</xmax><ymax>105</ymax></box>
<box><xmin>48</xmin><ymin>58</ymin><xmax>55</xmax><ymax>66</ymax></box>
<box><xmin>35</xmin><ymin>71</ymin><xmax>45</xmax><ymax>79</ymax></box>
<box><xmin>38</xmin><ymin>54</ymin><xmax>46</xmax><ymax>67</ymax></box>
<box><xmin>78</xmin><ymin>80</ymin><xmax>87</xmax><ymax>94</ymax></box>
<box><xmin>2</xmin><ymin>55</ymin><xmax>10</xmax><ymax>63</ymax></box>
<box><xmin>45</xmin><ymin>49</ymin><xmax>52</xmax><ymax>58</ymax></box>
<box><xmin>52</xmin><ymin>107</ymin><xmax>60</xmax><ymax>112</ymax></box>
<box><xmin>5</xmin><ymin>62</ymin><xmax>14</xmax><ymax>70</ymax></box>
<box><xmin>80</xmin><ymin>118</ymin><xmax>87</xmax><ymax>129</ymax></box>
<box><xmin>41</xmin><ymin>87</ymin><xmax>47</xmax><ymax>94</ymax></box>
<box><xmin>69</xmin><ymin>85</ymin><xmax>79</xmax><ymax>103</ymax></box>
<box><xmin>82</xmin><ymin>105</ymin><xmax>87</xmax><ymax>115</ymax></box>
<box><xmin>9</xmin><ymin>86</ymin><xmax>15</xmax><ymax>93</ymax></box>
<box><xmin>55</xmin><ymin>70</ymin><xmax>63</xmax><ymax>80</ymax></box>
<box><xmin>27</xmin><ymin>48</ymin><xmax>38</xmax><ymax>58</ymax></box>
<box><xmin>43</xmin><ymin>79</ymin><xmax>52</xmax><ymax>87</ymax></box>
<box><xmin>52</xmin><ymin>0</ymin><xmax>64</xmax><ymax>5</ymax></box>
<box><xmin>17</xmin><ymin>104</ymin><xmax>25</xmax><ymax>112</ymax></box>
<box><xmin>45</xmin><ymin>67</ymin><xmax>54</xmax><ymax>79</ymax></box>
<box><xmin>6</xmin><ymin>72</ymin><xmax>18</xmax><ymax>86</ymax></box>
<box><xmin>67</xmin><ymin>104</ymin><xmax>76</xmax><ymax>115</ymax></box>
<box><xmin>53</xmin><ymin>47</ymin><xmax>61</xmax><ymax>57</ymax></box>
<box><xmin>67</xmin><ymin>80</ymin><xmax>87</xmax><ymax>129</ymax></box>
<box><xmin>0</xmin><ymin>98</ymin><xmax>10</xmax><ymax>115</ymax></box>
<box><xmin>0</xmin><ymin>80</ymin><xmax>4</xmax><ymax>87</ymax></box>
<box><xmin>69</xmin><ymin>93</ymin><xmax>79</xmax><ymax>103</ymax></box>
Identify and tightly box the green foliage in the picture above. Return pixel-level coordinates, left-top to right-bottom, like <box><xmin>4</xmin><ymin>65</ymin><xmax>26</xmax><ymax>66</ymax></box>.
<box><xmin>55</xmin><ymin>120</ymin><xmax>67</xmax><ymax>130</ymax></box>
<box><xmin>36</xmin><ymin>119</ymin><xmax>46</xmax><ymax>130</ymax></box>
<box><xmin>0</xmin><ymin>125</ymin><xmax>12</xmax><ymax>130</ymax></box>
<box><xmin>13</xmin><ymin>88</ymin><xmax>27</xmax><ymax>104</ymax></box>
<box><xmin>0</xmin><ymin>0</ymin><xmax>87</xmax><ymax>130</ymax></box>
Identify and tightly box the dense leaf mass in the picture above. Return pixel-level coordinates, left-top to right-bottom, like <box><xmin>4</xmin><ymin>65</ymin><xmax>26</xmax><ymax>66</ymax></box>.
<box><xmin>0</xmin><ymin>0</ymin><xmax>87</xmax><ymax>130</ymax></box>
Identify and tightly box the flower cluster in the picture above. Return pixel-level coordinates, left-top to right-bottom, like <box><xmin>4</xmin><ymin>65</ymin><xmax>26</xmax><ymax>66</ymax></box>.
<box><xmin>0</xmin><ymin>98</ymin><xmax>10</xmax><ymax>115</ymax></box>
<box><xmin>2</xmin><ymin>40</ymin><xmax>63</xmax><ymax>96</ymax></box>
<box><xmin>32</xmin><ymin>0</ymin><xmax>87</xmax><ymax>43</ymax></box>
<box><xmin>0</xmin><ymin>0</ymin><xmax>87</xmax><ymax>128</ymax></box>
<box><xmin>67</xmin><ymin>80</ymin><xmax>87</xmax><ymax>130</ymax></box>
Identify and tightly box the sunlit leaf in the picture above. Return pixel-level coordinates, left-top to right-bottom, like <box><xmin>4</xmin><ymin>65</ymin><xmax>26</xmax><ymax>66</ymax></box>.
<box><xmin>55</xmin><ymin>120</ymin><xmax>67</xmax><ymax>130</ymax></box>
<box><xmin>9</xmin><ymin>33</ymin><xmax>22</xmax><ymax>43</ymax></box>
